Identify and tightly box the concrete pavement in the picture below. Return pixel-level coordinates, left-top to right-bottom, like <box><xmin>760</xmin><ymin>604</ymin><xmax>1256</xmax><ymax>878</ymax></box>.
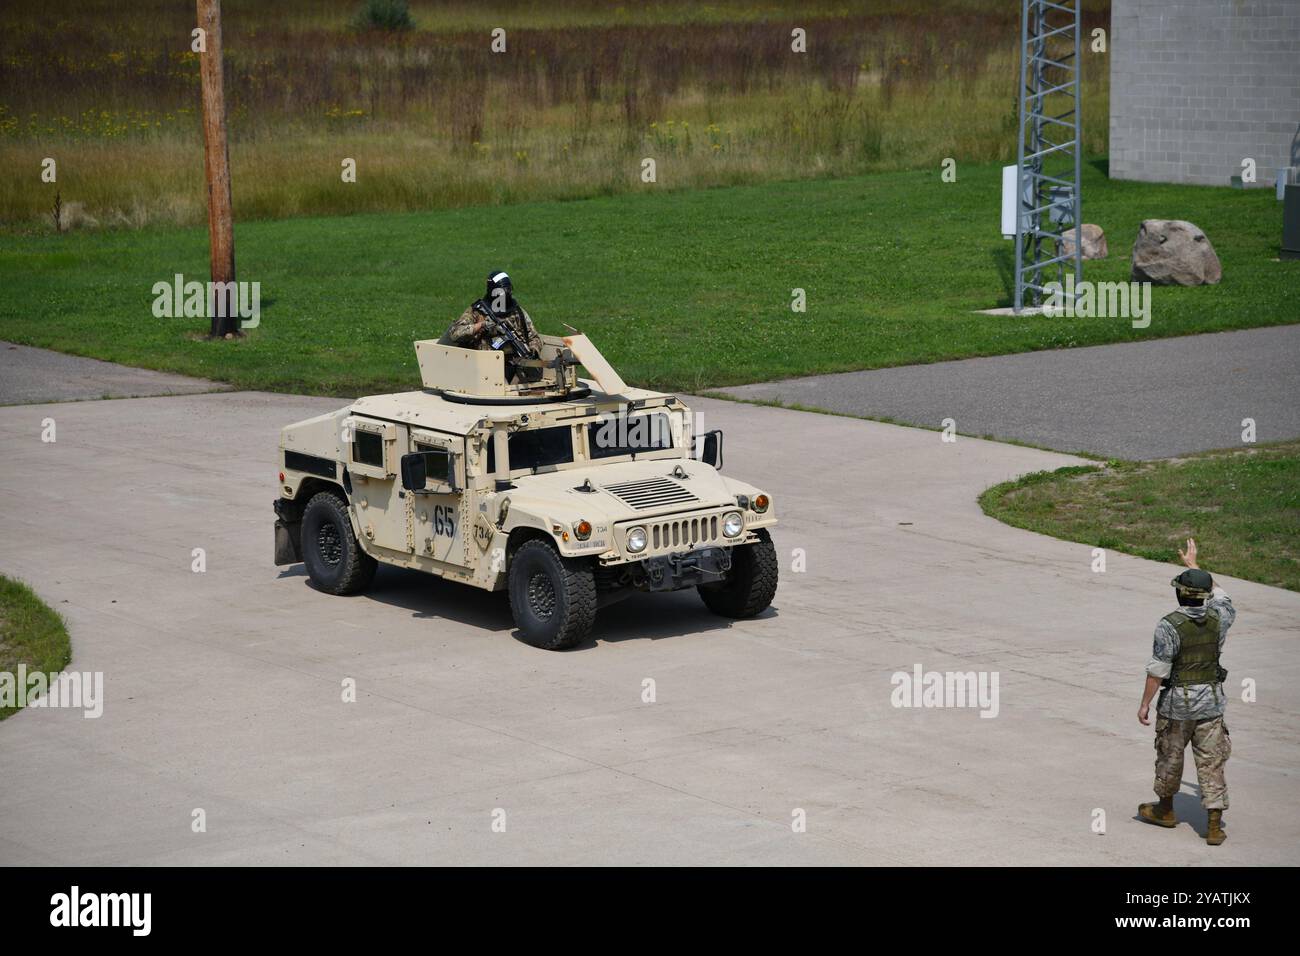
<box><xmin>0</xmin><ymin>341</ymin><xmax>230</xmax><ymax>405</ymax></box>
<box><xmin>1</xmin><ymin>390</ymin><xmax>1297</xmax><ymax>865</ymax></box>
<box><xmin>715</xmin><ymin>324</ymin><xmax>1300</xmax><ymax>459</ymax></box>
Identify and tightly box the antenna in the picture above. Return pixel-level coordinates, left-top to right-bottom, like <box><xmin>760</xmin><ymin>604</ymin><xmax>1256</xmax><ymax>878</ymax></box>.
<box><xmin>1013</xmin><ymin>0</ymin><xmax>1083</xmax><ymax>313</ymax></box>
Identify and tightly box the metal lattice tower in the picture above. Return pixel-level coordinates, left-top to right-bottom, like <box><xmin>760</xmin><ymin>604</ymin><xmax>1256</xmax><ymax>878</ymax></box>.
<box><xmin>1014</xmin><ymin>0</ymin><xmax>1083</xmax><ymax>312</ymax></box>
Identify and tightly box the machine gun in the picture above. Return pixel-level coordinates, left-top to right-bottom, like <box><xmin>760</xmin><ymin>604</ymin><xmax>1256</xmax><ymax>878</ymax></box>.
<box><xmin>472</xmin><ymin>301</ymin><xmax>538</xmax><ymax>361</ymax></box>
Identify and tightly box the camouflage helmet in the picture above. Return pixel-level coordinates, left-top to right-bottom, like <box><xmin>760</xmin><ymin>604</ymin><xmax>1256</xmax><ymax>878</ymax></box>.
<box><xmin>1171</xmin><ymin>567</ymin><xmax>1213</xmax><ymax>599</ymax></box>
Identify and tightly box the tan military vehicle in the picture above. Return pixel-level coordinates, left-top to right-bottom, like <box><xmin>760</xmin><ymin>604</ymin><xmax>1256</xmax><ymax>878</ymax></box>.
<box><xmin>274</xmin><ymin>333</ymin><xmax>777</xmax><ymax>649</ymax></box>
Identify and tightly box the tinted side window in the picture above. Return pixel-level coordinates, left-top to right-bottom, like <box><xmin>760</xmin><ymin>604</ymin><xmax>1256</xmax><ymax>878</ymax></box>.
<box><xmin>507</xmin><ymin>426</ymin><xmax>573</xmax><ymax>471</ymax></box>
<box><xmin>414</xmin><ymin>443</ymin><xmax>451</xmax><ymax>484</ymax></box>
<box><xmin>353</xmin><ymin>430</ymin><xmax>384</xmax><ymax>467</ymax></box>
<box><xmin>588</xmin><ymin>412</ymin><xmax>673</xmax><ymax>459</ymax></box>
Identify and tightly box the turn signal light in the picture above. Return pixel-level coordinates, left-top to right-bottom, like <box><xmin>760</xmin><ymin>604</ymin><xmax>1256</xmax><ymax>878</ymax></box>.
<box><xmin>753</xmin><ymin>494</ymin><xmax>770</xmax><ymax>513</ymax></box>
<box><xmin>575</xmin><ymin>520</ymin><xmax>592</xmax><ymax>540</ymax></box>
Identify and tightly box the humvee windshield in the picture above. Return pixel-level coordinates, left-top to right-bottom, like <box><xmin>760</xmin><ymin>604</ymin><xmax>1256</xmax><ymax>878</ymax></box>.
<box><xmin>587</xmin><ymin>411</ymin><xmax>673</xmax><ymax>459</ymax></box>
<box><xmin>489</xmin><ymin>425</ymin><xmax>575</xmax><ymax>474</ymax></box>
<box><xmin>486</xmin><ymin>411</ymin><xmax>676</xmax><ymax>475</ymax></box>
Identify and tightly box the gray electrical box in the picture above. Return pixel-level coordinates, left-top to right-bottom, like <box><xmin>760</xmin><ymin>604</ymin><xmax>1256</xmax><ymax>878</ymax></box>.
<box><xmin>1279</xmin><ymin>167</ymin><xmax>1297</xmax><ymax>202</ymax></box>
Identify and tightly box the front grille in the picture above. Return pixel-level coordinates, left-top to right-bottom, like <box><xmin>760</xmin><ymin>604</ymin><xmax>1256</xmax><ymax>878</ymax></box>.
<box><xmin>649</xmin><ymin>514</ymin><xmax>720</xmax><ymax>551</ymax></box>
<box><xmin>603</xmin><ymin>476</ymin><xmax>698</xmax><ymax>511</ymax></box>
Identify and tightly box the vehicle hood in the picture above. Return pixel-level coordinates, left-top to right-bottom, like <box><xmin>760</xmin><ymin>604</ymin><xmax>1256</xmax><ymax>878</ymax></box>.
<box><xmin>505</xmin><ymin>458</ymin><xmax>738</xmax><ymax>521</ymax></box>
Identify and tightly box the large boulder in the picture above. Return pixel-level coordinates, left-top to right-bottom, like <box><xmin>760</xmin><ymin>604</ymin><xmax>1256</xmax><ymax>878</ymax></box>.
<box><xmin>1131</xmin><ymin>219</ymin><xmax>1221</xmax><ymax>285</ymax></box>
<box><xmin>1058</xmin><ymin>223</ymin><xmax>1108</xmax><ymax>260</ymax></box>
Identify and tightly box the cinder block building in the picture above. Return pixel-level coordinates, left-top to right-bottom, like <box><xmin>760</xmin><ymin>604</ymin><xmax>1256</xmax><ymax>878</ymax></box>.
<box><xmin>1109</xmin><ymin>0</ymin><xmax>1300</xmax><ymax>186</ymax></box>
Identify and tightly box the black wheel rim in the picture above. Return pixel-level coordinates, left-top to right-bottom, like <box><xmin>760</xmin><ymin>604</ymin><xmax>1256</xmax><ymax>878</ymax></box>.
<box><xmin>527</xmin><ymin>570</ymin><xmax>557</xmax><ymax>621</ymax></box>
<box><xmin>317</xmin><ymin>520</ymin><xmax>343</xmax><ymax>567</ymax></box>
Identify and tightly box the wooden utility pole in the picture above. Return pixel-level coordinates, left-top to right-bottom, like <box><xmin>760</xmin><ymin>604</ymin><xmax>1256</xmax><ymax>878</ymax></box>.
<box><xmin>197</xmin><ymin>0</ymin><xmax>237</xmax><ymax>337</ymax></box>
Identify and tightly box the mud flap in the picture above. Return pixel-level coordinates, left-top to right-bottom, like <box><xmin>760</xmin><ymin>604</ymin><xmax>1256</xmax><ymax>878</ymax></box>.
<box><xmin>274</xmin><ymin>519</ymin><xmax>302</xmax><ymax>565</ymax></box>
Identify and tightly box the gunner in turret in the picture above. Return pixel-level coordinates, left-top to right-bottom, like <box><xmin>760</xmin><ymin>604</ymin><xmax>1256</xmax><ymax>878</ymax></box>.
<box><xmin>443</xmin><ymin>271</ymin><xmax>544</xmax><ymax>383</ymax></box>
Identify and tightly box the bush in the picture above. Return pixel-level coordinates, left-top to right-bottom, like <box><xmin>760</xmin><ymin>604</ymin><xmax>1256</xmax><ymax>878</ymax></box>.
<box><xmin>352</xmin><ymin>0</ymin><xmax>414</xmax><ymax>32</ymax></box>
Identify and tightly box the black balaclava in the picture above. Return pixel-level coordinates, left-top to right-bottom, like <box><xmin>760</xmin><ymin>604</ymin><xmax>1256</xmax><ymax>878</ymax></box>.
<box><xmin>484</xmin><ymin>271</ymin><xmax>515</xmax><ymax>316</ymax></box>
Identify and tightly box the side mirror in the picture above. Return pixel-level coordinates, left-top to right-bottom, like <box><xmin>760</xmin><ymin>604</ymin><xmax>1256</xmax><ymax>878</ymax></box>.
<box><xmin>400</xmin><ymin>452</ymin><xmax>427</xmax><ymax>491</ymax></box>
<box><xmin>697</xmin><ymin>429</ymin><xmax>724</xmax><ymax>469</ymax></box>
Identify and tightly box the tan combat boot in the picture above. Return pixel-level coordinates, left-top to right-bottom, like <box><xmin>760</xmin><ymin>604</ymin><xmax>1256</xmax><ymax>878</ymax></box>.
<box><xmin>1138</xmin><ymin>796</ymin><xmax>1177</xmax><ymax>828</ymax></box>
<box><xmin>1205</xmin><ymin>810</ymin><xmax>1226</xmax><ymax>845</ymax></box>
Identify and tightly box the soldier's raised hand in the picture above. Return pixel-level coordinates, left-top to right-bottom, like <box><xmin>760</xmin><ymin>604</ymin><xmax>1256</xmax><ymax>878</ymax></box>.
<box><xmin>1178</xmin><ymin>537</ymin><xmax>1198</xmax><ymax>569</ymax></box>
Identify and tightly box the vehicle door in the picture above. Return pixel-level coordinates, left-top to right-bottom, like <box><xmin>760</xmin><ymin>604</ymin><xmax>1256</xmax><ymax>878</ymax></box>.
<box><xmin>409</xmin><ymin>428</ymin><xmax>469</xmax><ymax>567</ymax></box>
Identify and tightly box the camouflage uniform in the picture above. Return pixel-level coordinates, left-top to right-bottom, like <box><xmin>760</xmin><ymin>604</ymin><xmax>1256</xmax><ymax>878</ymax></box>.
<box><xmin>1147</xmin><ymin>586</ymin><xmax>1235</xmax><ymax>810</ymax></box>
<box><xmin>444</xmin><ymin>304</ymin><xmax>542</xmax><ymax>355</ymax></box>
<box><xmin>1152</xmin><ymin>715</ymin><xmax>1231</xmax><ymax>810</ymax></box>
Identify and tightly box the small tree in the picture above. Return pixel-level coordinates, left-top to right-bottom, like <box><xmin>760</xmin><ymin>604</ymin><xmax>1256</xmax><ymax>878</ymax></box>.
<box><xmin>352</xmin><ymin>0</ymin><xmax>414</xmax><ymax>32</ymax></box>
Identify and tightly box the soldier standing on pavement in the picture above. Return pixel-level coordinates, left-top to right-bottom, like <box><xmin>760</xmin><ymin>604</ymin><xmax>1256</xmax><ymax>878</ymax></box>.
<box><xmin>1137</xmin><ymin>537</ymin><xmax>1236</xmax><ymax>845</ymax></box>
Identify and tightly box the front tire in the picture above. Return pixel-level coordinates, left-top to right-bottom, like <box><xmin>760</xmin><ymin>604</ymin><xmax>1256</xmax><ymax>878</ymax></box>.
<box><xmin>301</xmin><ymin>490</ymin><xmax>377</xmax><ymax>595</ymax></box>
<box><xmin>508</xmin><ymin>539</ymin><xmax>597</xmax><ymax>650</ymax></box>
<box><xmin>699</xmin><ymin>528</ymin><xmax>778</xmax><ymax>618</ymax></box>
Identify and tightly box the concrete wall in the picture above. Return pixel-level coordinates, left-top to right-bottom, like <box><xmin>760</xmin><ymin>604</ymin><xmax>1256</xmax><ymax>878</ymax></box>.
<box><xmin>1109</xmin><ymin>0</ymin><xmax>1300</xmax><ymax>186</ymax></box>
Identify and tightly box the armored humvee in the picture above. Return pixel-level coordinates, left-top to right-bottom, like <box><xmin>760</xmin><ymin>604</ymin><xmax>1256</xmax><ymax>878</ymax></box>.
<box><xmin>274</xmin><ymin>333</ymin><xmax>777</xmax><ymax>649</ymax></box>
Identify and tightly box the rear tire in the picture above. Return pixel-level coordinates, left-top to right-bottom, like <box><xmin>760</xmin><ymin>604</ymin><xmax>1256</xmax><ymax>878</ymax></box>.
<box><xmin>699</xmin><ymin>528</ymin><xmax>778</xmax><ymax>618</ymax></box>
<box><xmin>301</xmin><ymin>490</ymin><xmax>377</xmax><ymax>595</ymax></box>
<box><xmin>508</xmin><ymin>539</ymin><xmax>597</xmax><ymax>650</ymax></box>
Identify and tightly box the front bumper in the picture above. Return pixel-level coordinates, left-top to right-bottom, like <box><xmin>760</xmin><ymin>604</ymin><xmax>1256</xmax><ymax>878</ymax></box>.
<box><xmin>639</xmin><ymin>545</ymin><xmax>732</xmax><ymax>592</ymax></box>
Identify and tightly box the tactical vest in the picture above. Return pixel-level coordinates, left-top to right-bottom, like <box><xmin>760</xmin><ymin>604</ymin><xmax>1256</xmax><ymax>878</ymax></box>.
<box><xmin>1163</xmin><ymin>609</ymin><xmax>1225</xmax><ymax>687</ymax></box>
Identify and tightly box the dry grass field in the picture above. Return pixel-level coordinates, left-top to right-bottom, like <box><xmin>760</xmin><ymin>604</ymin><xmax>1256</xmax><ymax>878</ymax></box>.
<box><xmin>0</xmin><ymin>0</ymin><xmax>1110</xmax><ymax>230</ymax></box>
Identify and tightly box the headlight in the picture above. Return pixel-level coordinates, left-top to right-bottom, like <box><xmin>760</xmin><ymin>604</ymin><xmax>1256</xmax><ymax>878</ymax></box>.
<box><xmin>722</xmin><ymin>512</ymin><xmax>744</xmax><ymax>537</ymax></box>
<box><xmin>626</xmin><ymin>526</ymin><xmax>648</xmax><ymax>553</ymax></box>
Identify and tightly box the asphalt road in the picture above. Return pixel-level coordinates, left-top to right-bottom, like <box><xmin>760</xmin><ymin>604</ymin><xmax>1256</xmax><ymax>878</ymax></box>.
<box><xmin>2</xmin><ymin>389</ymin><xmax>1297</xmax><ymax>865</ymax></box>
<box><xmin>716</xmin><ymin>324</ymin><xmax>1300</xmax><ymax>459</ymax></box>
<box><xmin>0</xmin><ymin>341</ymin><xmax>229</xmax><ymax>405</ymax></box>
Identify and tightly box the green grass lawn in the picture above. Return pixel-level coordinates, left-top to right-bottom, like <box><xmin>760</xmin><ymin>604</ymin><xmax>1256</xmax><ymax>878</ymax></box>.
<box><xmin>979</xmin><ymin>441</ymin><xmax>1300</xmax><ymax>592</ymax></box>
<box><xmin>1</xmin><ymin>159</ymin><xmax>1294</xmax><ymax>396</ymax></box>
<box><xmin>0</xmin><ymin>575</ymin><xmax>72</xmax><ymax>720</ymax></box>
